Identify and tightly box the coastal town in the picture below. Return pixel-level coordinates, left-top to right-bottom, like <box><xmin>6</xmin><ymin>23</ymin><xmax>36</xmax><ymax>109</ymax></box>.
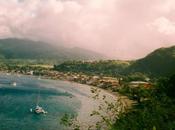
<box><xmin>0</xmin><ymin>64</ymin><xmax>152</xmax><ymax>93</ymax></box>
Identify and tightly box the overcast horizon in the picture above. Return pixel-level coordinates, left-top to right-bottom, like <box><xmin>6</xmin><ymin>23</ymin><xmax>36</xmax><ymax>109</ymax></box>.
<box><xmin>0</xmin><ymin>0</ymin><xmax>175</xmax><ymax>59</ymax></box>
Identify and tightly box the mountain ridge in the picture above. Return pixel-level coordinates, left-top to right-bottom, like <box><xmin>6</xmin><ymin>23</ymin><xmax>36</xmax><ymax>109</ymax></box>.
<box><xmin>128</xmin><ymin>45</ymin><xmax>175</xmax><ymax>77</ymax></box>
<box><xmin>0</xmin><ymin>38</ymin><xmax>106</xmax><ymax>63</ymax></box>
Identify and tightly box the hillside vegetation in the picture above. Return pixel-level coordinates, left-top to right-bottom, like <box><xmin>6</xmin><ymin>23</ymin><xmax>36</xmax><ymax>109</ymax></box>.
<box><xmin>54</xmin><ymin>60</ymin><xmax>130</xmax><ymax>76</ymax></box>
<box><xmin>54</xmin><ymin>46</ymin><xmax>175</xmax><ymax>78</ymax></box>
<box><xmin>128</xmin><ymin>46</ymin><xmax>175</xmax><ymax>77</ymax></box>
<box><xmin>112</xmin><ymin>75</ymin><xmax>175</xmax><ymax>130</ymax></box>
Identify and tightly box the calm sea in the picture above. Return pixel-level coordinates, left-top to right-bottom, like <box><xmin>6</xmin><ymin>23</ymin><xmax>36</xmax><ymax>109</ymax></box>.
<box><xmin>0</xmin><ymin>73</ymin><xmax>81</xmax><ymax>130</ymax></box>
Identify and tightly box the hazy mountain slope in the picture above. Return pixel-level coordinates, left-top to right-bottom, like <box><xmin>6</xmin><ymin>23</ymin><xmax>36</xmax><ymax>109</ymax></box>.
<box><xmin>54</xmin><ymin>46</ymin><xmax>175</xmax><ymax>78</ymax></box>
<box><xmin>0</xmin><ymin>38</ymin><xmax>105</xmax><ymax>62</ymax></box>
<box><xmin>128</xmin><ymin>46</ymin><xmax>175</xmax><ymax>77</ymax></box>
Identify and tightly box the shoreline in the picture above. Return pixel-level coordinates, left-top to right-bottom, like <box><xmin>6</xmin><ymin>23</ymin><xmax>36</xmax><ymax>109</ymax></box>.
<box><xmin>0</xmin><ymin>71</ymin><xmax>132</xmax><ymax>107</ymax></box>
<box><xmin>0</xmin><ymin>71</ymin><xmax>118</xmax><ymax>97</ymax></box>
<box><xmin>0</xmin><ymin>71</ymin><xmax>132</xmax><ymax>129</ymax></box>
<box><xmin>0</xmin><ymin>71</ymin><xmax>131</xmax><ymax>103</ymax></box>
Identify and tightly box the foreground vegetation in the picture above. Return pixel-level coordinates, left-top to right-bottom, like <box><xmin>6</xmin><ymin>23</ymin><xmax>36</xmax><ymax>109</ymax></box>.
<box><xmin>112</xmin><ymin>75</ymin><xmax>175</xmax><ymax>130</ymax></box>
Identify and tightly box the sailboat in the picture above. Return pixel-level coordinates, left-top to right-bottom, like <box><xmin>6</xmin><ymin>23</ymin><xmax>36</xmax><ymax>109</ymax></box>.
<box><xmin>30</xmin><ymin>90</ymin><xmax>47</xmax><ymax>114</ymax></box>
<box><xmin>12</xmin><ymin>82</ymin><xmax>17</xmax><ymax>86</ymax></box>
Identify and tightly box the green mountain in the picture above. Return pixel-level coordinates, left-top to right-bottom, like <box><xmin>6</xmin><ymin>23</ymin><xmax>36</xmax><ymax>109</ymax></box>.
<box><xmin>54</xmin><ymin>46</ymin><xmax>175</xmax><ymax>78</ymax></box>
<box><xmin>128</xmin><ymin>46</ymin><xmax>175</xmax><ymax>77</ymax></box>
<box><xmin>0</xmin><ymin>38</ymin><xmax>105</xmax><ymax>63</ymax></box>
<box><xmin>0</xmin><ymin>38</ymin><xmax>174</xmax><ymax>77</ymax></box>
<box><xmin>54</xmin><ymin>60</ymin><xmax>130</xmax><ymax>76</ymax></box>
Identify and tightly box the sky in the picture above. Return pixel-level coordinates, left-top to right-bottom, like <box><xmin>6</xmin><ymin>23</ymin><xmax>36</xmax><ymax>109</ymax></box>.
<box><xmin>0</xmin><ymin>0</ymin><xmax>175</xmax><ymax>59</ymax></box>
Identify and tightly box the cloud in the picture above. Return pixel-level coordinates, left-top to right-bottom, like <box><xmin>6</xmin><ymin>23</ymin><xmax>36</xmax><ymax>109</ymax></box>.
<box><xmin>151</xmin><ymin>17</ymin><xmax>175</xmax><ymax>35</ymax></box>
<box><xmin>0</xmin><ymin>0</ymin><xmax>175</xmax><ymax>59</ymax></box>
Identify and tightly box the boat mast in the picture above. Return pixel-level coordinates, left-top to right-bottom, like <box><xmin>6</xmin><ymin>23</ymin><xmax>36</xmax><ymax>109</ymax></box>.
<box><xmin>36</xmin><ymin>89</ymin><xmax>40</xmax><ymax>106</ymax></box>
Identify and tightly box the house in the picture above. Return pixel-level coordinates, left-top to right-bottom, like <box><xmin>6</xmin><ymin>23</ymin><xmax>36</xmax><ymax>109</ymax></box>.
<box><xmin>129</xmin><ymin>81</ymin><xmax>152</xmax><ymax>88</ymax></box>
<box><xmin>27</xmin><ymin>70</ymin><xmax>34</xmax><ymax>75</ymax></box>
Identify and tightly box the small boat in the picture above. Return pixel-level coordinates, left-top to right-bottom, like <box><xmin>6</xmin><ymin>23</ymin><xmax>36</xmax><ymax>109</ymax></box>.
<box><xmin>35</xmin><ymin>105</ymin><xmax>47</xmax><ymax>114</ymax></box>
<box><xmin>30</xmin><ymin>90</ymin><xmax>47</xmax><ymax>114</ymax></box>
<box><xmin>12</xmin><ymin>82</ymin><xmax>17</xmax><ymax>86</ymax></box>
<box><xmin>31</xmin><ymin>105</ymin><xmax>47</xmax><ymax>114</ymax></box>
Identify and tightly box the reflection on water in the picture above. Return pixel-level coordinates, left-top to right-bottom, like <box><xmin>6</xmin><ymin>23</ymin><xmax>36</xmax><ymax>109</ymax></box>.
<box><xmin>0</xmin><ymin>73</ymin><xmax>81</xmax><ymax>130</ymax></box>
